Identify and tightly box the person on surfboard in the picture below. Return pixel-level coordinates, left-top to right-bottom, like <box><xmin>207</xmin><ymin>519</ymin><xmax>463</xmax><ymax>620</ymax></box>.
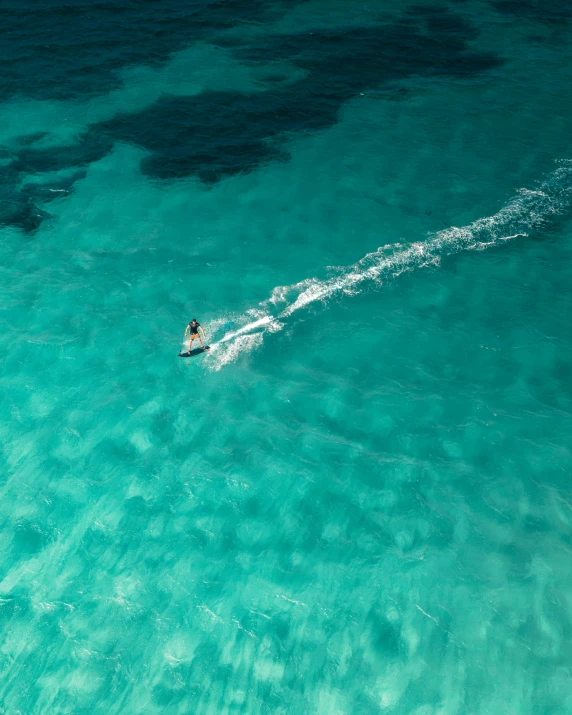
<box><xmin>184</xmin><ymin>319</ymin><xmax>208</xmax><ymax>352</ymax></box>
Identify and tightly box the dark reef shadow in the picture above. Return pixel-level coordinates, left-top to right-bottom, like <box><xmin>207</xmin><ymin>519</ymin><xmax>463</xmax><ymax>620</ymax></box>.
<box><xmin>1</xmin><ymin>4</ymin><xmax>504</xmax><ymax>233</ymax></box>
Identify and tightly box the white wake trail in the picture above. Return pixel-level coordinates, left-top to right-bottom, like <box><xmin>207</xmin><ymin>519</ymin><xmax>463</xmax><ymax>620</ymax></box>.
<box><xmin>206</xmin><ymin>163</ymin><xmax>572</xmax><ymax>370</ymax></box>
<box><xmin>213</xmin><ymin>315</ymin><xmax>273</xmax><ymax>345</ymax></box>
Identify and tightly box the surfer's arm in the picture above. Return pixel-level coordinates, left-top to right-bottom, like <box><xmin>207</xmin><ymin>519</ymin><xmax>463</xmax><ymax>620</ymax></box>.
<box><xmin>200</xmin><ymin>326</ymin><xmax>207</xmax><ymax>339</ymax></box>
<box><xmin>183</xmin><ymin>326</ymin><xmax>189</xmax><ymax>337</ymax></box>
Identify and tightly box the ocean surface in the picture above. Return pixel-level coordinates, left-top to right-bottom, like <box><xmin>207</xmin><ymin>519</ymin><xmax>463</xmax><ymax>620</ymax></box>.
<box><xmin>1</xmin><ymin>0</ymin><xmax>572</xmax><ymax>712</ymax></box>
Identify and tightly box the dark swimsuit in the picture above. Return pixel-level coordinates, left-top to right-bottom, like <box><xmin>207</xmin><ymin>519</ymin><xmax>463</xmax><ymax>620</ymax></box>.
<box><xmin>189</xmin><ymin>322</ymin><xmax>200</xmax><ymax>335</ymax></box>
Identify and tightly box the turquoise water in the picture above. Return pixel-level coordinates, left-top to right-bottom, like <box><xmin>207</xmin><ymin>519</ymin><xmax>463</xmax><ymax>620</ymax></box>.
<box><xmin>2</xmin><ymin>1</ymin><xmax>572</xmax><ymax>712</ymax></box>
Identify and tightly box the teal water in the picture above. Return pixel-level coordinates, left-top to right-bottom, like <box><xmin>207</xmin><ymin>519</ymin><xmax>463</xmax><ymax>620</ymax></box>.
<box><xmin>2</xmin><ymin>1</ymin><xmax>572</xmax><ymax>712</ymax></box>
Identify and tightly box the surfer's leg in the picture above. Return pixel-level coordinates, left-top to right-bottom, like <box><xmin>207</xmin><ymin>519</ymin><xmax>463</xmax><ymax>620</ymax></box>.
<box><xmin>197</xmin><ymin>336</ymin><xmax>204</xmax><ymax>349</ymax></box>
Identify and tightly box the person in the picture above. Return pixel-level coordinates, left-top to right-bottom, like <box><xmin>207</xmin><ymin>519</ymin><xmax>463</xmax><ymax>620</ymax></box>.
<box><xmin>184</xmin><ymin>318</ymin><xmax>208</xmax><ymax>351</ymax></box>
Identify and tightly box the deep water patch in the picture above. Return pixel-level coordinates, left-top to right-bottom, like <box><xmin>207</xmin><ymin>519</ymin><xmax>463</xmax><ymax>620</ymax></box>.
<box><xmin>490</xmin><ymin>0</ymin><xmax>572</xmax><ymax>24</ymax></box>
<box><xmin>0</xmin><ymin>134</ymin><xmax>112</xmax><ymax>233</ymax></box>
<box><xmin>96</xmin><ymin>7</ymin><xmax>501</xmax><ymax>183</ymax></box>
<box><xmin>0</xmin><ymin>0</ymin><xmax>302</xmax><ymax>231</ymax></box>
<box><xmin>0</xmin><ymin>4</ymin><xmax>502</xmax><ymax>231</ymax></box>
<box><xmin>0</xmin><ymin>162</ymin><xmax>49</xmax><ymax>233</ymax></box>
<box><xmin>1</xmin><ymin>0</ymin><xmax>274</xmax><ymax>102</ymax></box>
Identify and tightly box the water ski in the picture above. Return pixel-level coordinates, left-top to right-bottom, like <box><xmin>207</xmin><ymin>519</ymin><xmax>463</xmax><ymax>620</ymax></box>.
<box><xmin>179</xmin><ymin>346</ymin><xmax>210</xmax><ymax>358</ymax></box>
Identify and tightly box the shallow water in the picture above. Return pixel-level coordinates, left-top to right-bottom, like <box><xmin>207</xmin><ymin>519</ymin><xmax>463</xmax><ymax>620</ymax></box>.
<box><xmin>2</xmin><ymin>1</ymin><xmax>572</xmax><ymax>712</ymax></box>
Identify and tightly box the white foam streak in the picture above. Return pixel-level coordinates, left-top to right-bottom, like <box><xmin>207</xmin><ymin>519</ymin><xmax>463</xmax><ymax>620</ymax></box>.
<box><xmin>206</xmin><ymin>164</ymin><xmax>572</xmax><ymax>370</ymax></box>
<box><xmin>210</xmin><ymin>315</ymin><xmax>273</xmax><ymax>348</ymax></box>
